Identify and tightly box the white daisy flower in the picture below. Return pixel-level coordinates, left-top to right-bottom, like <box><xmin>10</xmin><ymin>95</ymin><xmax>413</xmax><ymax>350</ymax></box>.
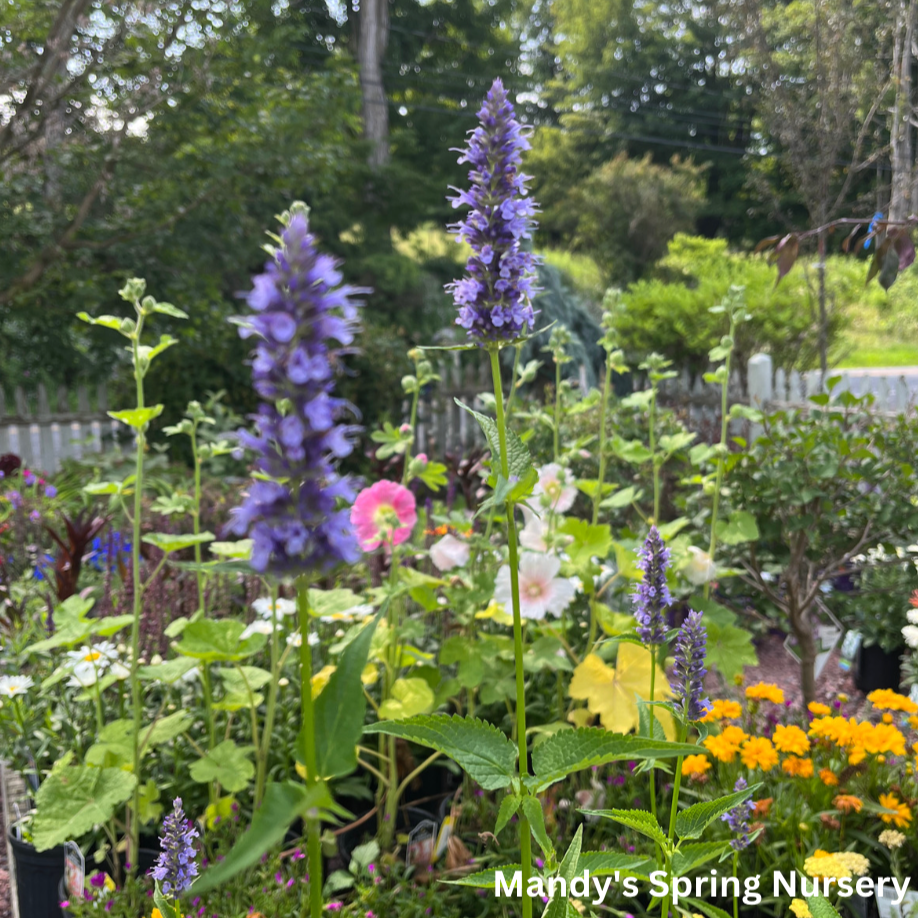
<box><xmin>252</xmin><ymin>597</ymin><xmax>297</xmax><ymax>619</ymax></box>
<box><xmin>0</xmin><ymin>675</ymin><xmax>34</xmax><ymax>697</ymax></box>
<box><xmin>286</xmin><ymin>631</ymin><xmax>320</xmax><ymax>648</ymax></box>
<box><xmin>66</xmin><ymin>644</ymin><xmax>112</xmax><ymax>671</ymax></box>
<box><xmin>241</xmin><ymin>620</ymin><xmax>274</xmax><ymax>640</ymax></box>
<box><xmin>68</xmin><ymin>661</ymin><xmax>100</xmax><ymax>688</ymax></box>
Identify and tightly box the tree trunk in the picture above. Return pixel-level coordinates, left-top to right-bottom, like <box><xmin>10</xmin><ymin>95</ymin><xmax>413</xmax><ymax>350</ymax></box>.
<box><xmin>891</xmin><ymin>0</ymin><xmax>915</xmax><ymax>222</ymax></box>
<box><xmin>817</xmin><ymin>229</ymin><xmax>828</xmax><ymax>382</ymax></box>
<box><xmin>357</xmin><ymin>0</ymin><xmax>390</xmax><ymax>171</ymax></box>
<box><xmin>790</xmin><ymin>602</ymin><xmax>818</xmax><ymax>705</ymax></box>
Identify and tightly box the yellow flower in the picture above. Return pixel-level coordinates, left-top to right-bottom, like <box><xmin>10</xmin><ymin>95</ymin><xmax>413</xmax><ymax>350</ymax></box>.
<box><xmin>745</xmin><ymin>682</ymin><xmax>785</xmax><ymax>704</ymax></box>
<box><xmin>311</xmin><ymin>664</ymin><xmax>336</xmax><ymax>699</ymax></box>
<box><xmin>682</xmin><ymin>754</ymin><xmax>711</xmax><ymax>777</ymax></box>
<box><xmin>782</xmin><ymin>756</ymin><xmax>814</xmax><ymax>778</ymax></box>
<box><xmin>773</xmin><ymin>724</ymin><xmax>811</xmax><ymax>756</ymax></box>
<box><xmin>878</xmin><ymin>793</ymin><xmax>912</xmax><ymax>828</ymax></box>
<box><xmin>475</xmin><ymin>600</ymin><xmax>514</xmax><ymax>627</ymax></box>
<box><xmin>848</xmin><ymin>745</ymin><xmax>867</xmax><ymax>766</ymax></box>
<box><xmin>700</xmin><ymin>699</ymin><xmax>743</xmax><ymax>722</ymax></box>
<box><xmin>790</xmin><ymin>899</ymin><xmax>812</xmax><ymax>918</ymax></box>
<box><xmin>833</xmin><ymin>794</ymin><xmax>863</xmax><ymax>814</ymax></box>
<box><xmin>808</xmin><ymin>702</ymin><xmax>831</xmax><ymax>716</ymax></box>
<box><xmin>703</xmin><ymin>733</ymin><xmax>741</xmax><ymax>763</ymax></box>
<box><xmin>819</xmin><ymin>768</ymin><xmax>838</xmax><ymax>787</ymax></box>
<box><xmin>740</xmin><ymin>736</ymin><xmax>779</xmax><ymax>771</ymax></box>
<box><xmin>804</xmin><ymin>852</ymin><xmax>851</xmax><ymax>880</ymax></box>
<box><xmin>833</xmin><ymin>852</ymin><xmax>869</xmax><ymax>877</ymax></box>
<box><xmin>721</xmin><ymin>724</ymin><xmax>750</xmax><ymax>745</ymax></box>
<box><xmin>908</xmin><ymin>715</ymin><xmax>918</xmax><ymax>730</ymax></box>
<box><xmin>879</xmin><ymin>829</ymin><xmax>906</xmax><ymax>850</ymax></box>
<box><xmin>868</xmin><ymin>689</ymin><xmax>918</xmax><ymax>714</ymax></box>
<box><xmin>882</xmin><ymin>713</ymin><xmax>894</xmax><ymax>724</ymax></box>
<box><xmin>864</xmin><ymin>723</ymin><xmax>907</xmax><ymax>757</ymax></box>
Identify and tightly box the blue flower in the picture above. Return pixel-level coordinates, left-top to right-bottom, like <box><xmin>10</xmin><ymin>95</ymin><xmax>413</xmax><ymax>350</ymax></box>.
<box><xmin>721</xmin><ymin>777</ymin><xmax>755</xmax><ymax>850</ymax></box>
<box><xmin>151</xmin><ymin>798</ymin><xmax>198</xmax><ymax>896</ymax></box>
<box><xmin>447</xmin><ymin>78</ymin><xmax>540</xmax><ymax>343</ymax></box>
<box><xmin>632</xmin><ymin>526</ymin><xmax>672</xmax><ymax>646</ymax></box>
<box><xmin>865</xmin><ymin>211</ymin><xmax>884</xmax><ymax>250</ymax></box>
<box><xmin>229</xmin><ymin>206</ymin><xmax>367</xmax><ymax>574</ymax></box>
<box><xmin>671</xmin><ymin>609</ymin><xmax>711</xmax><ymax>722</ymax></box>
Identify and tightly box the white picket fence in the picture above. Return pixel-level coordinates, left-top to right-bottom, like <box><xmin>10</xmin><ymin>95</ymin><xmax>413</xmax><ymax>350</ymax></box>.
<box><xmin>0</xmin><ymin>383</ymin><xmax>122</xmax><ymax>473</ymax></box>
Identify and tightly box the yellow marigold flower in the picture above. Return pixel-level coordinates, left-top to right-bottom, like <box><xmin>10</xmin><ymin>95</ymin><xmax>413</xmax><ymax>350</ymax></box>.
<box><xmin>882</xmin><ymin>713</ymin><xmax>894</xmax><ymax>724</ymax></box>
<box><xmin>878</xmin><ymin>793</ymin><xmax>912</xmax><ymax>828</ymax></box>
<box><xmin>700</xmin><ymin>699</ymin><xmax>743</xmax><ymax>722</ymax></box>
<box><xmin>864</xmin><ymin>723</ymin><xmax>907</xmax><ymax>757</ymax></box>
<box><xmin>721</xmin><ymin>724</ymin><xmax>750</xmax><ymax>745</ymax></box>
<box><xmin>809</xmin><ymin>715</ymin><xmax>852</xmax><ymax>745</ymax></box>
<box><xmin>703</xmin><ymin>733</ymin><xmax>741</xmax><ymax>763</ymax></box>
<box><xmin>868</xmin><ymin>689</ymin><xmax>918</xmax><ymax>714</ymax></box>
<box><xmin>774</xmin><ymin>724</ymin><xmax>811</xmax><ymax>756</ymax></box>
<box><xmin>804</xmin><ymin>853</ymin><xmax>851</xmax><ymax>880</ymax></box>
<box><xmin>848</xmin><ymin>745</ymin><xmax>867</xmax><ymax>766</ymax></box>
<box><xmin>819</xmin><ymin>768</ymin><xmax>839</xmax><ymax>787</ymax></box>
<box><xmin>782</xmin><ymin>756</ymin><xmax>814</xmax><ymax>778</ymax></box>
<box><xmin>808</xmin><ymin>702</ymin><xmax>831</xmax><ymax>716</ymax></box>
<box><xmin>838</xmin><ymin>693</ymin><xmax>849</xmax><ymax>702</ymax></box>
<box><xmin>682</xmin><ymin>754</ymin><xmax>711</xmax><ymax>777</ymax></box>
<box><xmin>908</xmin><ymin>715</ymin><xmax>918</xmax><ymax>730</ymax></box>
<box><xmin>745</xmin><ymin>682</ymin><xmax>785</xmax><ymax>704</ymax></box>
<box><xmin>790</xmin><ymin>899</ymin><xmax>812</xmax><ymax>918</ymax></box>
<box><xmin>740</xmin><ymin>736</ymin><xmax>779</xmax><ymax>771</ymax></box>
<box><xmin>833</xmin><ymin>852</ymin><xmax>869</xmax><ymax>877</ymax></box>
<box><xmin>834</xmin><ymin>794</ymin><xmax>863</xmax><ymax>814</ymax></box>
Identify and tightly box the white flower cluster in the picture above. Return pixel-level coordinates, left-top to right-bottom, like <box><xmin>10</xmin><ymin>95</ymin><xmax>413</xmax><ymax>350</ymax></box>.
<box><xmin>903</xmin><ymin>607</ymin><xmax>918</xmax><ymax>650</ymax></box>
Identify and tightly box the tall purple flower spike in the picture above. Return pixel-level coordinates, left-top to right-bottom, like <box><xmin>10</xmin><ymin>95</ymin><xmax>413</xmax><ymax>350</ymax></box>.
<box><xmin>671</xmin><ymin>608</ymin><xmax>711</xmax><ymax>722</ymax></box>
<box><xmin>447</xmin><ymin>77</ymin><xmax>540</xmax><ymax>343</ymax></box>
<box><xmin>229</xmin><ymin>206</ymin><xmax>367</xmax><ymax>574</ymax></box>
<box><xmin>151</xmin><ymin>798</ymin><xmax>199</xmax><ymax>895</ymax></box>
<box><xmin>632</xmin><ymin>526</ymin><xmax>672</xmax><ymax>646</ymax></box>
<box><xmin>721</xmin><ymin>777</ymin><xmax>755</xmax><ymax>850</ymax></box>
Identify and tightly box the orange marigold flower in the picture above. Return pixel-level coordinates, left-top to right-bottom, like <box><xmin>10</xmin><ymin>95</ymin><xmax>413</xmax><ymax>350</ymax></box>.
<box><xmin>882</xmin><ymin>713</ymin><xmax>894</xmax><ymax>724</ymax></box>
<box><xmin>782</xmin><ymin>756</ymin><xmax>814</xmax><ymax>778</ymax></box>
<box><xmin>808</xmin><ymin>702</ymin><xmax>832</xmax><ymax>716</ymax></box>
<box><xmin>682</xmin><ymin>754</ymin><xmax>711</xmax><ymax>777</ymax></box>
<box><xmin>863</xmin><ymin>723</ymin><xmax>907</xmax><ymax>757</ymax></box>
<box><xmin>753</xmin><ymin>798</ymin><xmax>773</xmax><ymax>817</ymax></box>
<box><xmin>700</xmin><ymin>699</ymin><xmax>743</xmax><ymax>722</ymax></box>
<box><xmin>745</xmin><ymin>682</ymin><xmax>785</xmax><ymax>704</ymax></box>
<box><xmin>740</xmin><ymin>736</ymin><xmax>779</xmax><ymax>771</ymax></box>
<box><xmin>879</xmin><ymin>793</ymin><xmax>912</xmax><ymax>828</ymax></box>
<box><xmin>819</xmin><ymin>768</ymin><xmax>839</xmax><ymax>787</ymax></box>
<box><xmin>833</xmin><ymin>794</ymin><xmax>863</xmax><ymax>814</ymax></box>
<box><xmin>703</xmin><ymin>733</ymin><xmax>741</xmax><ymax>763</ymax></box>
<box><xmin>721</xmin><ymin>725</ymin><xmax>750</xmax><ymax>745</ymax></box>
<box><xmin>868</xmin><ymin>689</ymin><xmax>918</xmax><ymax>715</ymax></box>
<box><xmin>773</xmin><ymin>724</ymin><xmax>811</xmax><ymax>756</ymax></box>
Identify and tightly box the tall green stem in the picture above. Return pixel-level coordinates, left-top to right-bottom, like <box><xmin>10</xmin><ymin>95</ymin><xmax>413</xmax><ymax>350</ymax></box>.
<box><xmin>648</xmin><ymin>648</ymin><xmax>657</xmax><ymax>825</ymax></box>
<box><xmin>489</xmin><ymin>347</ymin><xmax>532</xmax><ymax>918</ymax></box>
<box><xmin>128</xmin><ymin>315</ymin><xmax>146</xmax><ymax>873</ymax></box>
<box><xmin>591</xmin><ymin>356</ymin><xmax>614</xmax><ymax>527</ymax></box>
<box><xmin>505</xmin><ymin>345</ymin><xmax>522</xmax><ymax>420</ymax></box>
<box><xmin>255</xmin><ymin>582</ymin><xmax>281</xmax><ymax>806</ymax></box>
<box><xmin>661</xmin><ymin>721</ymin><xmax>689</xmax><ymax>918</ymax></box>
<box><xmin>401</xmin><ymin>383</ymin><xmax>421</xmax><ymax>487</ymax></box>
<box><xmin>649</xmin><ymin>382</ymin><xmax>660</xmax><ymax>523</ymax></box>
<box><xmin>704</xmin><ymin>342</ymin><xmax>732</xmax><ymax>601</ymax></box>
<box><xmin>296</xmin><ymin>581</ymin><xmax>323</xmax><ymax>918</ymax></box>
<box><xmin>552</xmin><ymin>356</ymin><xmax>562</xmax><ymax>461</ymax></box>
<box><xmin>190</xmin><ymin>423</ymin><xmax>205</xmax><ymax>617</ymax></box>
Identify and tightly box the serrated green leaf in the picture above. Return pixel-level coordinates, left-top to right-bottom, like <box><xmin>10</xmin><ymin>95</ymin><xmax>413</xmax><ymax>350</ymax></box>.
<box><xmin>108</xmin><ymin>405</ymin><xmax>163</xmax><ymax>429</ymax></box>
<box><xmin>580</xmin><ymin>809</ymin><xmax>668</xmax><ymax>850</ymax></box>
<box><xmin>521</xmin><ymin>795</ymin><xmax>554</xmax><ymax>858</ymax></box>
<box><xmin>189</xmin><ymin>740</ymin><xmax>255</xmax><ymax>792</ymax></box>
<box><xmin>704</xmin><ymin>620</ymin><xmax>758</xmax><ymax>683</ymax></box>
<box><xmin>675</xmin><ymin>784</ymin><xmax>759</xmax><ymax>840</ymax></box>
<box><xmin>152</xmin><ymin>302</ymin><xmax>188</xmax><ymax>318</ymax></box>
<box><xmin>805</xmin><ymin>896</ymin><xmax>844</xmax><ymax>918</ymax></box>
<box><xmin>446</xmin><ymin>865</ymin><xmax>522</xmax><ymax>888</ymax></box>
<box><xmin>455</xmin><ymin>399</ymin><xmax>531</xmax><ymax>478</ymax></box>
<box><xmin>578</xmin><ymin>851</ymin><xmax>653</xmax><ymax>875</ymax></box>
<box><xmin>495</xmin><ymin>793</ymin><xmax>521</xmax><ymax>835</ymax></box>
<box><xmin>683</xmin><ymin>897</ymin><xmax>735</xmax><ymax>918</ymax></box>
<box><xmin>142</xmin><ymin>531</ymin><xmax>216</xmax><ymax>553</ymax></box>
<box><xmin>365</xmin><ymin>714</ymin><xmax>517</xmax><ymax>790</ymax></box>
<box><xmin>671</xmin><ymin>841</ymin><xmax>733</xmax><ymax>874</ymax></box>
<box><xmin>528</xmin><ymin>728</ymin><xmax>699</xmax><ymax>791</ymax></box>
<box><xmin>32</xmin><ymin>764</ymin><xmax>137</xmax><ymax>851</ymax></box>
<box><xmin>175</xmin><ymin>619</ymin><xmax>266</xmax><ymax>662</ymax></box>
<box><xmin>544</xmin><ymin>826</ymin><xmax>583</xmax><ymax>918</ymax></box>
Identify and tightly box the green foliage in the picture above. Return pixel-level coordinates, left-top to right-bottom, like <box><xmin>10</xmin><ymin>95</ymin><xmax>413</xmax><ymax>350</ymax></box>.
<box><xmin>190</xmin><ymin>740</ymin><xmax>256</xmax><ymax>793</ymax></box>
<box><xmin>674</xmin><ymin>784</ymin><xmax>758</xmax><ymax>840</ymax></box>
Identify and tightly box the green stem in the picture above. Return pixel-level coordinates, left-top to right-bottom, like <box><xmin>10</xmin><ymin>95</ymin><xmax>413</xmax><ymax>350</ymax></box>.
<box><xmin>296</xmin><ymin>581</ymin><xmax>323</xmax><ymax>918</ymax></box>
<box><xmin>649</xmin><ymin>382</ymin><xmax>660</xmax><ymax>523</ymax></box>
<box><xmin>489</xmin><ymin>347</ymin><xmax>532</xmax><ymax>918</ymax></box>
<box><xmin>662</xmin><ymin>721</ymin><xmax>690</xmax><ymax>918</ymax></box>
<box><xmin>592</xmin><ymin>354</ymin><xmax>614</xmax><ymax>526</ymax></box>
<box><xmin>256</xmin><ymin>583</ymin><xmax>281</xmax><ymax>806</ymax></box>
<box><xmin>379</xmin><ymin>545</ymin><xmax>402</xmax><ymax>849</ymax></box>
<box><xmin>732</xmin><ymin>850</ymin><xmax>739</xmax><ymax>918</ymax></box>
<box><xmin>401</xmin><ymin>382</ymin><xmax>421</xmax><ymax>486</ymax></box>
<box><xmin>190</xmin><ymin>424</ymin><xmax>205</xmax><ymax>618</ymax></box>
<box><xmin>553</xmin><ymin>355</ymin><xmax>562</xmax><ymax>461</ymax></box>
<box><xmin>505</xmin><ymin>345</ymin><xmax>522</xmax><ymax>420</ymax></box>
<box><xmin>648</xmin><ymin>648</ymin><xmax>657</xmax><ymax>825</ymax></box>
<box><xmin>200</xmin><ymin>666</ymin><xmax>218</xmax><ymax>805</ymax></box>
<box><xmin>704</xmin><ymin>341</ymin><xmax>732</xmax><ymax>602</ymax></box>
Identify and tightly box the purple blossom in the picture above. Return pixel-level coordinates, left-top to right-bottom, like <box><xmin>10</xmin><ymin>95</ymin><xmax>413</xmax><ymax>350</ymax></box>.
<box><xmin>670</xmin><ymin>609</ymin><xmax>710</xmax><ymax>722</ymax></box>
<box><xmin>151</xmin><ymin>798</ymin><xmax>199</xmax><ymax>896</ymax></box>
<box><xmin>229</xmin><ymin>205</ymin><xmax>367</xmax><ymax>574</ymax></box>
<box><xmin>632</xmin><ymin>526</ymin><xmax>672</xmax><ymax>645</ymax></box>
<box><xmin>446</xmin><ymin>78</ymin><xmax>540</xmax><ymax>343</ymax></box>
<box><xmin>721</xmin><ymin>777</ymin><xmax>755</xmax><ymax>850</ymax></box>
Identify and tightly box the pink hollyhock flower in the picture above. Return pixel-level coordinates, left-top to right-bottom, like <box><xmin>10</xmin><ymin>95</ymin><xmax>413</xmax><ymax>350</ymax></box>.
<box><xmin>430</xmin><ymin>533</ymin><xmax>470</xmax><ymax>571</ymax></box>
<box><xmin>533</xmin><ymin>463</ymin><xmax>576</xmax><ymax>513</ymax></box>
<box><xmin>350</xmin><ymin>480</ymin><xmax>417</xmax><ymax>551</ymax></box>
<box><xmin>519</xmin><ymin>508</ymin><xmax>548</xmax><ymax>552</ymax></box>
<box><xmin>493</xmin><ymin>552</ymin><xmax>575</xmax><ymax>620</ymax></box>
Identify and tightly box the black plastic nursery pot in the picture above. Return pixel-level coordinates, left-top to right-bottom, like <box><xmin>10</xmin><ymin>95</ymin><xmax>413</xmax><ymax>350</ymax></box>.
<box><xmin>854</xmin><ymin>642</ymin><xmax>903</xmax><ymax>693</ymax></box>
<box><xmin>8</xmin><ymin>830</ymin><xmax>65</xmax><ymax>918</ymax></box>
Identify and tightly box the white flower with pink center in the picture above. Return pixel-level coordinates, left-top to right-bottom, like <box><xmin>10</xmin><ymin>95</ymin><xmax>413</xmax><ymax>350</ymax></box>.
<box><xmin>533</xmin><ymin>463</ymin><xmax>577</xmax><ymax>514</ymax></box>
<box><xmin>493</xmin><ymin>552</ymin><xmax>576</xmax><ymax>621</ymax></box>
<box><xmin>430</xmin><ymin>533</ymin><xmax>470</xmax><ymax>572</ymax></box>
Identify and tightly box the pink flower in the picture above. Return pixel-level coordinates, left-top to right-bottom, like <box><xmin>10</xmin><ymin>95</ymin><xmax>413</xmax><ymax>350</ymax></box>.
<box><xmin>533</xmin><ymin>463</ymin><xmax>576</xmax><ymax>513</ymax></box>
<box><xmin>415</xmin><ymin>453</ymin><xmax>428</xmax><ymax>465</ymax></box>
<box><xmin>493</xmin><ymin>552</ymin><xmax>576</xmax><ymax>620</ymax></box>
<box><xmin>519</xmin><ymin>508</ymin><xmax>548</xmax><ymax>552</ymax></box>
<box><xmin>350</xmin><ymin>480</ymin><xmax>417</xmax><ymax>551</ymax></box>
<box><xmin>430</xmin><ymin>533</ymin><xmax>470</xmax><ymax>571</ymax></box>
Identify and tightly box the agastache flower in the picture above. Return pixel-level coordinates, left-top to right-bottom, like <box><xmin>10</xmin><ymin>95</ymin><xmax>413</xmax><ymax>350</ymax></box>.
<box><xmin>229</xmin><ymin>204</ymin><xmax>368</xmax><ymax>574</ymax></box>
<box><xmin>671</xmin><ymin>609</ymin><xmax>710</xmax><ymax>722</ymax></box>
<box><xmin>447</xmin><ymin>77</ymin><xmax>539</xmax><ymax>342</ymax></box>
<box><xmin>721</xmin><ymin>777</ymin><xmax>755</xmax><ymax>850</ymax></box>
<box><xmin>632</xmin><ymin>526</ymin><xmax>672</xmax><ymax>645</ymax></box>
<box><xmin>151</xmin><ymin>798</ymin><xmax>199</xmax><ymax>895</ymax></box>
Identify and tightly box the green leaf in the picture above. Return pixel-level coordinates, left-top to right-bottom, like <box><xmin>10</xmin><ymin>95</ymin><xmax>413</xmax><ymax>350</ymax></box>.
<box><xmin>805</xmin><ymin>896</ymin><xmax>844</xmax><ymax>918</ymax></box>
<box><xmin>307</xmin><ymin>587</ymin><xmax>366</xmax><ymax>619</ymax></box>
<box><xmin>446</xmin><ymin>865</ymin><xmax>522</xmax><ymax>889</ymax></box>
<box><xmin>545</xmin><ymin>826</ymin><xmax>583</xmax><ymax>918</ymax></box>
<box><xmin>581</xmin><ymin>809</ymin><xmax>668</xmax><ymax>850</ymax></box>
<box><xmin>142</xmin><ymin>710</ymin><xmax>193</xmax><ymax>749</ymax></box>
<box><xmin>82</xmin><ymin>481</ymin><xmax>121</xmax><ymax>495</ymax></box>
<box><xmin>108</xmin><ymin>405</ymin><xmax>163</xmax><ymax>429</ymax></box>
<box><xmin>77</xmin><ymin>313</ymin><xmax>124</xmax><ymax>331</ymax></box>
<box><xmin>683</xmin><ymin>897</ymin><xmax>735</xmax><ymax>918</ymax></box>
<box><xmin>528</xmin><ymin>728</ymin><xmax>699</xmax><ymax>792</ymax></box>
<box><xmin>313</xmin><ymin>614</ymin><xmax>379</xmax><ymax>779</ymax></box>
<box><xmin>578</xmin><ymin>851</ymin><xmax>653</xmax><ymax>875</ymax></box>
<box><xmin>138</xmin><ymin>657</ymin><xmax>198</xmax><ymax>684</ymax></box>
<box><xmin>218</xmin><ymin>666</ymin><xmax>273</xmax><ymax>693</ymax></box>
<box><xmin>191</xmin><ymin>781</ymin><xmax>344</xmax><ymax>893</ymax></box>
<box><xmin>378</xmin><ymin>677</ymin><xmax>436</xmax><ymax>720</ymax></box>
<box><xmin>557</xmin><ymin>519</ymin><xmax>612</xmax><ymax>567</ymax></box>
<box><xmin>601</xmin><ymin>485</ymin><xmax>643</xmax><ymax>510</ymax></box>
<box><xmin>32</xmin><ymin>764</ymin><xmax>137</xmax><ymax>851</ymax></box>
<box><xmin>189</xmin><ymin>740</ymin><xmax>255</xmax><ymax>793</ymax></box>
<box><xmin>611</xmin><ymin>436</ymin><xmax>653</xmax><ymax>465</ymax></box>
<box><xmin>142</xmin><ymin>531</ymin><xmax>216</xmax><ymax>553</ymax></box>
<box><xmin>455</xmin><ymin>399</ymin><xmax>531</xmax><ymax>478</ymax></box>
<box><xmin>658</xmin><ymin>432</ymin><xmax>696</xmax><ymax>455</ymax></box>
<box><xmin>714</xmin><ymin>510</ymin><xmax>759</xmax><ymax>546</ymax></box>
<box><xmin>175</xmin><ymin>619</ymin><xmax>266</xmax><ymax>662</ymax></box>
<box><xmin>152</xmin><ymin>301</ymin><xmax>188</xmax><ymax>318</ymax></box>
<box><xmin>365</xmin><ymin>714</ymin><xmax>517</xmax><ymax>790</ymax></box>
<box><xmin>672</xmin><ymin>841</ymin><xmax>733</xmax><ymax>874</ymax></box>
<box><xmin>209</xmin><ymin>540</ymin><xmax>253</xmax><ymax>560</ymax></box>
<box><xmin>704</xmin><ymin>619</ymin><xmax>758</xmax><ymax>683</ymax></box>
<box><xmin>521</xmin><ymin>795</ymin><xmax>554</xmax><ymax>858</ymax></box>
<box><xmin>89</xmin><ymin>614</ymin><xmax>135</xmax><ymax>638</ymax></box>
<box><xmin>675</xmin><ymin>783</ymin><xmax>759</xmax><ymax>840</ymax></box>
<box><xmin>495</xmin><ymin>793</ymin><xmax>521</xmax><ymax>835</ymax></box>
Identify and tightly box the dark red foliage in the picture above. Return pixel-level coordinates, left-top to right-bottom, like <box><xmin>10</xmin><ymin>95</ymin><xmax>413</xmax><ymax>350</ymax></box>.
<box><xmin>44</xmin><ymin>510</ymin><xmax>112</xmax><ymax>601</ymax></box>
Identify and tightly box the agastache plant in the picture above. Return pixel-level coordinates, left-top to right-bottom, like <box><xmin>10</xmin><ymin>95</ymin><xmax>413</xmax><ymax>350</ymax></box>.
<box><xmin>722</xmin><ymin>776</ymin><xmax>756</xmax><ymax>918</ymax></box>
<box><xmin>152</xmin><ymin>797</ymin><xmax>198</xmax><ymax>917</ymax></box>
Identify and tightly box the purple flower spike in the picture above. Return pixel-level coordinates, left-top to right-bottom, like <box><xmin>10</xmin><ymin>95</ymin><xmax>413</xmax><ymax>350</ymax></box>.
<box><xmin>447</xmin><ymin>78</ymin><xmax>540</xmax><ymax>343</ymax></box>
<box><xmin>671</xmin><ymin>609</ymin><xmax>710</xmax><ymax>722</ymax></box>
<box><xmin>632</xmin><ymin>526</ymin><xmax>672</xmax><ymax>645</ymax></box>
<box><xmin>721</xmin><ymin>777</ymin><xmax>755</xmax><ymax>850</ymax></box>
<box><xmin>229</xmin><ymin>205</ymin><xmax>368</xmax><ymax>574</ymax></box>
<box><xmin>151</xmin><ymin>798</ymin><xmax>199</xmax><ymax>896</ymax></box>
